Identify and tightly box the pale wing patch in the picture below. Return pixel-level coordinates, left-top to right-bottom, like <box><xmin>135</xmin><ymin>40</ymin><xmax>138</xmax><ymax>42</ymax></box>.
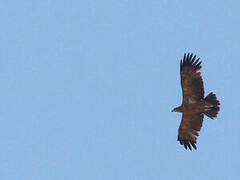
<box><xmin>188</xmin><ymin>98</ymin><xmax>197</xmax><ymax>104</ymax></box>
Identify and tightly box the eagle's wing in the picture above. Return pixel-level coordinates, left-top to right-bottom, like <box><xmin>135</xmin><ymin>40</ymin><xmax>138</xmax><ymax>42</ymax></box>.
<box><xmin>178</xmin><ymin>113</ymin><xmax>203</xmax><ymax>150</ymax></box>
<box><xmin>180</xmin><ymin>53</ymin><xmax>204</xmax><ymax>104</ymax></box>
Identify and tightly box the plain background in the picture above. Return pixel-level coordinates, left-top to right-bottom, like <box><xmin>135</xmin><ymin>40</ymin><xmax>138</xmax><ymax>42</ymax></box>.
<box><xmin>0</xmin><ymin>1</ymin><xmax>239</xmax><ymax>180</ymax></box>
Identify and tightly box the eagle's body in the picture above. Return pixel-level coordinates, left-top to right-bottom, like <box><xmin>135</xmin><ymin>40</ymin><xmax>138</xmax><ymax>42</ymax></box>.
<box><xmin>172</xmin><ymin>53</ymin><xmax>220</xmax><ymax>150</ymax></box>
<box><xmin>174</xmin><ymin>101</ymin><xmax>211</xmax><ymax>114</ymax></box>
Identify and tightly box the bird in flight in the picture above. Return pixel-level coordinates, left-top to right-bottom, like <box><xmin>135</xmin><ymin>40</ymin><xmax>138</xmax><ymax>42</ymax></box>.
<box><xmin>172</xmin><ymin>53</ymin><xmax>220</xmax><ymax>150</ymax></box>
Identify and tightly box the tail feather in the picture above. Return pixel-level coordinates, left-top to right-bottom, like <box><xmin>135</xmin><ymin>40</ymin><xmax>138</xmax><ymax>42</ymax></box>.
<box><xmin>204</xmin><ymin>92</ymin><xmax>220</xmax><ymax>119</ymax></box>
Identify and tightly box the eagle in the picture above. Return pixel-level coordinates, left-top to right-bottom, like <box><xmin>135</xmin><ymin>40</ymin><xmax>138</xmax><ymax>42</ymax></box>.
<box><xmin>172</xmin><ymin>53</ymin><xmax>220</xmax><ymax>150</ymax></box>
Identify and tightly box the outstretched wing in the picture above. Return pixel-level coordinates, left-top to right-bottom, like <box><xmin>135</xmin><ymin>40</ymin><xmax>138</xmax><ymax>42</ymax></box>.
<box><xmin>178</xmin><ymin>113</ymin><xmax>203</xmax><ymax>150</ymax></box>
<box><xmin>180</xmin><ymin>53</ymin><xmax>204</xmax><ymax>104</ymax></box>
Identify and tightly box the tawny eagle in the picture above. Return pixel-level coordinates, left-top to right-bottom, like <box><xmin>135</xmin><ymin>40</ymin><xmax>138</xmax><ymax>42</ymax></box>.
<box><xmin>172</xmin><ymin>53</ymin><xmax>220</xmax><ymax>150</ymax></box>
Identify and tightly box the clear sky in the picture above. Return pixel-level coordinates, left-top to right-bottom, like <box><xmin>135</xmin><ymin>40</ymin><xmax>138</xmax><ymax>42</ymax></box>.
<box><xmin>0</xmin><ymin>1</ymin><xmax>239</xmax><ymax>180</ymax></box>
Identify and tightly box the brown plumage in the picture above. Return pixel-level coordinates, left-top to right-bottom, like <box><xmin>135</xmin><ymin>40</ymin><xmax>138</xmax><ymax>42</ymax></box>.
<box><xmin>172</xmin><ymin>53</ymin><xmax>220</xmax><ymax>150</ymax></box>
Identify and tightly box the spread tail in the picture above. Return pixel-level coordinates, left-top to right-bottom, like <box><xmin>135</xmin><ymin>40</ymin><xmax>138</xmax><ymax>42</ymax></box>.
<box><xmin>204</xmin><ymin>92</ymin><xmax>220</xmax><ymax>119</ymax></box>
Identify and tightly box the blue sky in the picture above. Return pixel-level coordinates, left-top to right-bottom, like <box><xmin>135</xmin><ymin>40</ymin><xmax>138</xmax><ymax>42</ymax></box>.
<box><xmin>0</xmin><ymin>1</ymin><xmax>239</xmax><ymax>179</ymax></box>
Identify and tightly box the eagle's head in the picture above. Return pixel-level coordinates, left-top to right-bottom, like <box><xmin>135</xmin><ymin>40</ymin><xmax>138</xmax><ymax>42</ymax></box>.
<box><xmin>171</xmin><ymin>106</ymin><xmax>182</xmax><ymax>113</ymax></box>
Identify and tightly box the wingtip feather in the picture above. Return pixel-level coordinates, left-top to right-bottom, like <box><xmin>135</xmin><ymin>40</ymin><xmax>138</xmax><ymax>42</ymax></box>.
<box><xmin>180</xmin><ymin>53</ymin><xmax>202</xmax><ymax>71</ymax></box>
